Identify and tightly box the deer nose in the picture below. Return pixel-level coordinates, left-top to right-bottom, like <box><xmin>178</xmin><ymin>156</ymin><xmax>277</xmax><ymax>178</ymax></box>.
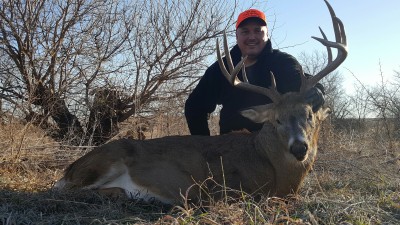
<box><xmin>290</xmin><ymin>140</ymin><xmax>308</xmax><ymax>161</ymax></box>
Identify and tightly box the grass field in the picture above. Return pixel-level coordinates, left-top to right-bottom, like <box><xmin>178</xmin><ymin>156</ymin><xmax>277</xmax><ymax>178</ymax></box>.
<box><xmin>1</xmin><ymin>119</ymin><xmax>399</xmax><ymax>224</ymax></box>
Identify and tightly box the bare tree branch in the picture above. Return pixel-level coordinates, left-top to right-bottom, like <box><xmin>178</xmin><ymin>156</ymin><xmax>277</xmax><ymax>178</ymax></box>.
<box><xmin>0</xmin><ymin>0</ymin><xmax>252</xmax><ymax>145</ymax></box>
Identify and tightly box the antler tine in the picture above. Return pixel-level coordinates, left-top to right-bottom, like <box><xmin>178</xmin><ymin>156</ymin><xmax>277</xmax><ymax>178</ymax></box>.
<box><xmin>223</xmin><ymin>31</ymin><xmax>235</xmax><ymax>74</ymax></box>
<box><xmin>216</xmin><ymin>35</ymin><xmax>245</xmax><ymax>85</ymax></box>
<box><xmin>318</xmin><ymin>27</ymin><xmax>332</xmax><ymax>64</ymax></box>
<box><xmin>216</xmin><ymin>31</ymin><xmax>282</xmax><ymax>102</ymax></box>
<box><xmin>300</xmin><ymin>0</ymin><xmax>348</xmax><ymax>92</ymax></box>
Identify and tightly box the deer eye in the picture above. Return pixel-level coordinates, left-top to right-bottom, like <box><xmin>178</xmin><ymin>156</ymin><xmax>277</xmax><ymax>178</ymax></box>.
<box><xmin>276</xmin><ymin>119</ymin><xmax>282</xmax><ymax>125</ymax></box>
<box><xmin>307</xmin><ymin>113</ymin><xmax>313</xmax><ymax>122</ymax></box>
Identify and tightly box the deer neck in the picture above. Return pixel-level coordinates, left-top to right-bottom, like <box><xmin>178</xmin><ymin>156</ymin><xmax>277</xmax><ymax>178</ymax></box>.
<box><xmin>254</xmin><ymin>123</ymin><xmax>314</xmax><ymax>196</ymax></box>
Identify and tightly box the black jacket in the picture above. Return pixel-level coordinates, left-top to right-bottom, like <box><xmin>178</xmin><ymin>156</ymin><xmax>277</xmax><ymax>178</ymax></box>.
<box><xmin>185</xmin><ymin>40</ymin><xmax>306</xmax><ymax>135</ymax></box>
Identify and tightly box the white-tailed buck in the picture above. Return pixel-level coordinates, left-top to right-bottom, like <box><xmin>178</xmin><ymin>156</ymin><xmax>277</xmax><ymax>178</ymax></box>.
<box><xmin>54</xmin><ymin>0</ymin><xmax>347</xmax><ymax>205</ymax></box>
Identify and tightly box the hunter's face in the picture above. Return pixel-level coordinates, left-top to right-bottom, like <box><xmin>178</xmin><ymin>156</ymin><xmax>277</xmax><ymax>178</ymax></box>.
<box><xmin>236</xmin><ymin>20</ymin><xmax>268</xmax><ymax>60</ymax></box>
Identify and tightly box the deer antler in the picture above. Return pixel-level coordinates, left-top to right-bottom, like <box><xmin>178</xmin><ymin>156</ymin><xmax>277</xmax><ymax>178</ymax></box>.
<box><xmin>300</xmin><ymin>0</ymin><xmax>348</xmax><ymax>92</ymax></box>
<box><xmin>216</xmin><ymin>31</ymin><xmax>282</xmax><ymax>103</ymax></box>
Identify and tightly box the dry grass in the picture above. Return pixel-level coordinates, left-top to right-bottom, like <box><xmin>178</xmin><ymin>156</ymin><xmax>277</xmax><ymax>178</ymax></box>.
<box><xmin>1</xmin><ymin>119</ymin><xmax>399</xmax><ymax>224</ymax></box>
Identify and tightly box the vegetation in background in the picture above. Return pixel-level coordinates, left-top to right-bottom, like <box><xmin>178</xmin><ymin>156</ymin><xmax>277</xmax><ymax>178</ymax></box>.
<box><xmin>0</xmin><ymin>0</ymin><xmax>249</xmax><ymax>146</ymax></box>
<box><xmin>1</xmin><ymin>0</ymin><xmax>400</xmax><ymax>224</ymax></box>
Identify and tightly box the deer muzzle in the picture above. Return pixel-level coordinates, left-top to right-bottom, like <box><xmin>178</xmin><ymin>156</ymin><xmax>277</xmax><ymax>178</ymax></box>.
<box><xmin>290</xmin><ymin>140</ymin><xmax>308</xmax><ymax>161</ymax></box>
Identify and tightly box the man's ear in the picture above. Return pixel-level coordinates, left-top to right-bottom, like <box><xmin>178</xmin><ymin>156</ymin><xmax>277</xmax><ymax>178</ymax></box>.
<box><xmin>240</xmin><ymin>104</ymin><xmax>274</xmax><ymax>124</ymax></box>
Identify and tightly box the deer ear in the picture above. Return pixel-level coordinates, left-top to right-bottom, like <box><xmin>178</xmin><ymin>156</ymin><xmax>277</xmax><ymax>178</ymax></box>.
<box><xmin>317</xmin><ymin>107</ymin><xmax>331</xmax><ymax>121</ymax></box>
<box><xmin>240</xmin><ymin>104</ymin><xmax>274</xmax><ymax>124</ymax></box>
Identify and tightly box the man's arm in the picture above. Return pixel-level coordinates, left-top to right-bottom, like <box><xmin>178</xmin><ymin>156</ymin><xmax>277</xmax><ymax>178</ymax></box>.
<box><xmin>185</xmin><ymin>64</ymin><xmax>221</xmax><ymax>135</ymax></box>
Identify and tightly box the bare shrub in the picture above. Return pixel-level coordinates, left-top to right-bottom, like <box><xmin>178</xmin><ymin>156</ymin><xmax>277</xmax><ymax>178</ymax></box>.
<box><xmin>348</xmin><ymin>64</ymin><xmax>400</xmax><ymax>150</ymax></box>
<box><xmin>0</xmin><ymin>0</ymin><xmax>253</xmax><ymax>145</ymax></box>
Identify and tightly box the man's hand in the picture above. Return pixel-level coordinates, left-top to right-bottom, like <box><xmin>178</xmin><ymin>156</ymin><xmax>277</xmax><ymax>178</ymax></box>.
<box><xmin>305</xmin><ymin>87</ymin><xmax>325</xmax><ymax>112</ymax></box>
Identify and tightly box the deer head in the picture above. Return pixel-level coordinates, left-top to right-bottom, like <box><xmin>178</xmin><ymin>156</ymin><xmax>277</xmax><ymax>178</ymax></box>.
<box><xmin>216</xmin><ymin>0</ymin><xmax>347</xmax><ymax>162</ymax></box>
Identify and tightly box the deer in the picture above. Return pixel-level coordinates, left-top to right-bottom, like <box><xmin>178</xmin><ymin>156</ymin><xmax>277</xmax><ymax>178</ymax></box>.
<box><xmin>54</xmin><ymin>0</ymin><xmax>347</xmax><ymax>205</ymax></box>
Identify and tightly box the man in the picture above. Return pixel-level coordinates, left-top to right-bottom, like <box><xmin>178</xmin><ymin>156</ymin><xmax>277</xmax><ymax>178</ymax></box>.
<box><xmin>185</xmin><ymin>9</ymin><xmax>324</xmax><ymax>135</ymax></box>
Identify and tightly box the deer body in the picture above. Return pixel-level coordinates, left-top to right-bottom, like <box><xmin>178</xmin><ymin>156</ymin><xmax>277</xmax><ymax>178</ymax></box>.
<box><xmin>55</xmin><ymin>93</ymin><xmax>329</xmax><ymax>204</ymax></box>
<box><xmin>55</xmin><ymin>0</ymin><xmax>346</xmax><ymax>205</ymax></box>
